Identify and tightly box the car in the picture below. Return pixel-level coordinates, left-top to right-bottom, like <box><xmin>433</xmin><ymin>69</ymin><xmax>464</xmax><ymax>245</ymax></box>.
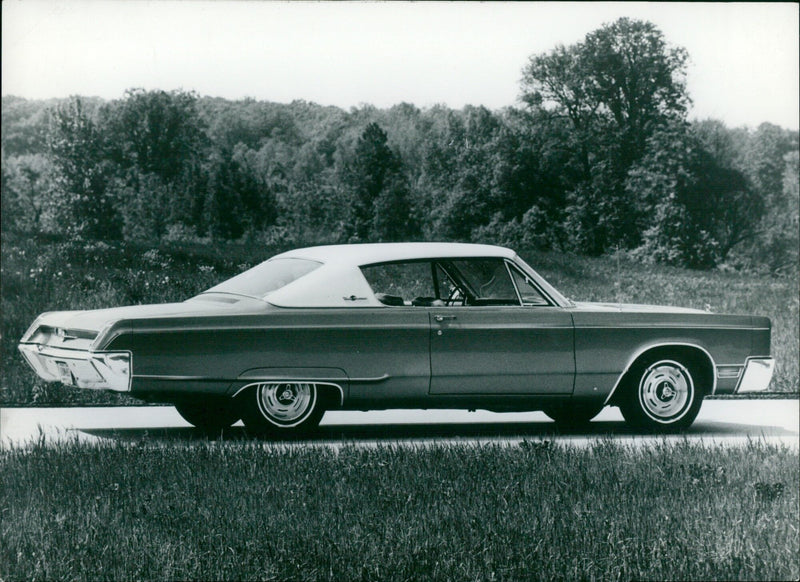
<box><xmin>19</xmin><ymin>242</ymin><xmax>775</xmax><ymax>433</ymax></box>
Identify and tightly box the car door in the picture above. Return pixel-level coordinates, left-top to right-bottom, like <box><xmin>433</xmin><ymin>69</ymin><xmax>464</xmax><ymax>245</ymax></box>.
<box><xmin>428</xmin><ymin>258</ymin><xmax>574</xmax><ymax>395</ymax></box>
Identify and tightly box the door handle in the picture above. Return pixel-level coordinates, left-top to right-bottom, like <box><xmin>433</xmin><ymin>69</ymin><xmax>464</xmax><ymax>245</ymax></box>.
<box><xmin>434</xmin><ymin>315</ymin><xmax>457</xmax><ymax>322</ymax></box>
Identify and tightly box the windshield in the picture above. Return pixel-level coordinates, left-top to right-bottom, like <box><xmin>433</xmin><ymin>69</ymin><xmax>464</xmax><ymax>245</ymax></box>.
<box><xmin>203</xmin><ymin>258</ymin><xmax>322</xmax><ymax>299</ymax></box>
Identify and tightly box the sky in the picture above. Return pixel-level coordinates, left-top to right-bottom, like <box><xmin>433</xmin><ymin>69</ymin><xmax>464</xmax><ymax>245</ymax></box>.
<box><xmin>2</xmin><ymin>1</ymin><xmax>798</xmax><ymax>130</ymax></box>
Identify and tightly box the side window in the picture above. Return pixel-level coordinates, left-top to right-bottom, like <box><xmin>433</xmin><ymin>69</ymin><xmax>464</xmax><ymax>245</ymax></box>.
<box><xmin>449</xmin><ymin>259</ymin><xmax>520</xmax><ymax>305</ymax></box>
<box><xmin>508</xmin><ymin>264</ymin><xmax>550</xmax><ymax>306</ymax></box>
<box><xmin>361</xmin><ymin>262</ymin><xmax>436</xmax><ymax>306</ymax></box>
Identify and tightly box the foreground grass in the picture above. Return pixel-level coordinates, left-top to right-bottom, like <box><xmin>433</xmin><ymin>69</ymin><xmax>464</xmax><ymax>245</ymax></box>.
<box><xmin>1</xmin><ymin>232</ymin><xmax>798</xmax><ymax>405</ymax></box>
<box><xmin>1</xmin><ymin>439</ymin><xmax>797</xmax><ymax>581</ymax></box>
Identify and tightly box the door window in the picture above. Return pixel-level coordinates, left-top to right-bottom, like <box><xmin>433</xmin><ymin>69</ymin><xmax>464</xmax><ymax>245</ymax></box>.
<box><xmin>448</xmin><ymin>259</ymin><xmax>519</xmax><ymax>305</ymax></box>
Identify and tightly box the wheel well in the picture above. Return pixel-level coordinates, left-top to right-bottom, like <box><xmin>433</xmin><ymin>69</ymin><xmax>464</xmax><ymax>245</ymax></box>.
<box><xmin>232</xmin><ymin>381</ymin><xmax>343</xmax><ymax>409</ymax></box>
<box><xmin>609</xmin><ymin>345</ymin><xmax>715</xmax><ymax>406</ymax></box>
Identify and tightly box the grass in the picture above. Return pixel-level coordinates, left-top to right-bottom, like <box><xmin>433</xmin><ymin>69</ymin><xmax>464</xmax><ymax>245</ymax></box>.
<box><xmin>1</xmin><ymin>231</ymin><xmax>798</xmax><ymax>405</ymax></box>
<box><xmin>1</xmin><ymin>438</ymin><xmax>797</xmax><ymax>581</ymax></box>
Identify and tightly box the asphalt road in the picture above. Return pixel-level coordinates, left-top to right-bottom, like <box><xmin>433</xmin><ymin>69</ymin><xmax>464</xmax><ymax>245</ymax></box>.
<box><xmin>2</xmin><ymin>399</ymin><xmax>798</xmax><ymax>450</ymax></box>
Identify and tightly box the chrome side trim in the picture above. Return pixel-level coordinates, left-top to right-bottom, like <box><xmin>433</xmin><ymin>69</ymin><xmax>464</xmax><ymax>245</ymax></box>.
<box><xmin>602</xmin><ymin>342</ymin><xmax>718</xmax><ymax>405</ymax></box>
<box><xmin>716</xmin><ymin>365</ymin><xmax>743</xmax><ymax>380</ymax></box>
<box><xmin>576</xmin><ymin>325</ymin><xmax>769</xmax><ymax>331</ymax></box>
<box><xmin>134</xmin><ymin>374</ymin><xmax>233</xmax><ymax>381</ymax></box>
<box><xmin>349</xmin><ymin>374</ymin><xmax>391</xmax><ymax>383</ymax></box>
<box><xmin>231</xmin><ymin>381</ymin><xmax>344</xmax><ymax>406</ymax></box>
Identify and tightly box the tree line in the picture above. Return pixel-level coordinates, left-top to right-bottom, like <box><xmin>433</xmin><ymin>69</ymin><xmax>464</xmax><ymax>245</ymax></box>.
<box><xmin>2</xmin><ymin>18</ymin><xmax>797</xmax><ymax>272</ymax></box>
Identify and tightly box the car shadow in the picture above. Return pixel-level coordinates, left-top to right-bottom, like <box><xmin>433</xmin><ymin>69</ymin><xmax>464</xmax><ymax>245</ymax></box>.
<box><xmin>77</xmin><ymin>418</ymin><xmax>797</xmax><ymax>444</ymax></box>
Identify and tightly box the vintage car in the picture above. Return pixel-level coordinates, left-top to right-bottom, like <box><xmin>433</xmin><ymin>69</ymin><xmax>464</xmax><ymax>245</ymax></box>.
<box><xmin>19</xmin><ymin>243</ymin><xmax>774</xmax><ymax>433</ymax></box>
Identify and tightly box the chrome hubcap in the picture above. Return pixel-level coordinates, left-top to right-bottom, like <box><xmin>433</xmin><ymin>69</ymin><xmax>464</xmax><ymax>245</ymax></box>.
<box><xmin>257</xmin><ymin>383</ymin><xmax>315</xmax><ymax>425</ymax></box>
<box><xmin>639</xmin><ymin>361</ymin><xmax>692</xmax><ymax>421</ymax></box>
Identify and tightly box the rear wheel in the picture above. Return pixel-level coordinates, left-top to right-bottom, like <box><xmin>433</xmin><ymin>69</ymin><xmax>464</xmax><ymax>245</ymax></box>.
<box><xmin>619</xmin><ymin>358</ymin><xmax>704</xmax><ymax>431</ymax></box>
<box><xmin>543</xmin><ymin>402</ymin><xmax>602</xmax><ymax>427</ymax></box>
<box><xmin>239</xmin><ymin>382</ymin><xmax>325</xmax><ymax>434</ymax></box>
<box><xmin>174</xmin><ymin>398</ymin><xmax>240</xmax><ymax>431</ymax></box>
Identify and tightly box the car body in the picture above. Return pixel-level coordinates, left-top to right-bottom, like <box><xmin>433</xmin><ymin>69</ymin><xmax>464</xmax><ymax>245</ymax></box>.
<box><xmin>19</xmin><ymin>242</ymin><xmax>775</xmax><ymax>432</ymax></box>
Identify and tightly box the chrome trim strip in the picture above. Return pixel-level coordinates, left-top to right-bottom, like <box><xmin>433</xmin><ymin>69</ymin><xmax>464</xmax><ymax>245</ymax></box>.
<box><xmin>576</xmin><ymin>325</ymin><xmax>769</xmax><ymax>331</ymax></box>
<box><xmin>230</xmin><ymin>381</ymin><xmax>344</xmax><ymax>406</ymax></box>
<box><xmin>138</xmin><ymin>374</ymin><xmax>391</xmax><ymax>384</ymax></box>
<box><xmin>349</xmin><ymin>374</ymin><xmax>391</xmax><ymax>383</ymax></box>
<box><xmin>602</xmin><ymin>342</ymin><xmax>718</xmax><ymax>405</ymax></box>
<box><xmin>134</xmin><ymin>375</ymin><xmax>233</xmax><ymax>382</ymax></box>
<box><xmin>504</xmin><ymin>261</ymin><xmax>525</xmax><ymax>307</ymax></box>
<box><xmin>716</xmin><ymin>365</ymin><xmax>743</xmax><ymax>379</ymax></box>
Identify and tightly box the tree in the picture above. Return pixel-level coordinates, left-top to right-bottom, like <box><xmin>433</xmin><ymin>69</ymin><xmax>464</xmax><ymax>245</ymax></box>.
<box><xmin>372</xmin><ymin>173</ymin><xmax>418</xmax><ymax>242</ymax></box>
<box><xmin>105</xmin><ymin>89</ymin><xmax>206</xmax><ymax>181</ymax></box>
<box><xmin>522</xmin><ymin>18</ymin><xmax>689</xmax><ymax>154</ymax></box>
<box><xmin>520</xmin><ymin>18</ymin><xmax>690</xmax><ymax>253</ymax></box>
<box><xmin>204</xmin><ymin>154</ymin><xmax>246</xmax><ymax>240</ymax></box>
<box><xmin>750</xmin><ymin>149</ymin><xmax>800</xmax><ymax>273</ymax></box>
<box><xmin>0</xmin><ymin>153</ymin><xmax>57</xmax><ymax>232</ymax></box>
<box><xmin>346</xmin><ymin>123</ymin><xmax>402</xmax><ymax>241</ymax></box>
<box><xmin>1</xmin><ymin>96</ymin><xmax>52</xmax><ymax>156</ymax></box>
<box><xmin>625</xmin><ymin>122</ymin><xmax>759</xmax><ymax>268</ymax></box>
<box><xmin>47</xmin><ymin>97</ymin><xmax>121</xmax><ymax>239</ymax></box>
<box><xmin>741</xmin><ymin>123</ymin><xmax>798</xmax><ymax>206</ymax></box>
<box><xmin>103</xmin><ymin>89</ymin><xmax>209</xmax><ymax>236</ymax></box>
<box><xmin>722</xmin><ymin>122</ymin><xmax>800</xmax><ymax>272</ymax></box>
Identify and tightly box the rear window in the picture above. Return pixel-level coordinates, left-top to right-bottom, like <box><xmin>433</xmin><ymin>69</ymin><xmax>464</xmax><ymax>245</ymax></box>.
<box><xmin>204</xmin><ymin>258</ymin><xmax>322</xmax><ymax>299</ymax></box>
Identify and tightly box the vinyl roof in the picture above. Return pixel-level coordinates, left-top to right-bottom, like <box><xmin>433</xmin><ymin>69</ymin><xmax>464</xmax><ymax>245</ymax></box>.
<box><xmin>272</xmin><ymin>242</ymin><xmax>516</xmax><ymax>266</ymax></box>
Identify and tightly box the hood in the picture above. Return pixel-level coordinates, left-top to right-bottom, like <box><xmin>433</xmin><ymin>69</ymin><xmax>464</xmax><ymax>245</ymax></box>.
<box><xmin>571</xmin><ymin>301</ymin><xmax>707</xmax><ymax>314</ymax></box>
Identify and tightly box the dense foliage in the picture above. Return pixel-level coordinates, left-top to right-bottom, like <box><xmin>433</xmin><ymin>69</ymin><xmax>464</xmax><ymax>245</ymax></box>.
<box><xmin>1</xmin><ymin>18</ymin><xmax>798</xmax><ymax>271</ymax></box>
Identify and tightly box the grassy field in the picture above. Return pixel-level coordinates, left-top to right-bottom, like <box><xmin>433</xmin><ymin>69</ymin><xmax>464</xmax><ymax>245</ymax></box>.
<box><xmin>1</xmin><ymin>231</ymin><xmax>798</xmax><ymax>405</ymax></box>
<box><xmin>1</xmin><ymin>438</ymin><xmax>797</xmax><ymax>581</ymax></box>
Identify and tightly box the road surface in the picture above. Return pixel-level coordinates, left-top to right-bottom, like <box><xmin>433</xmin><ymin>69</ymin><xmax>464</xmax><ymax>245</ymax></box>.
<box><xmin>2</xmin><ymin>399</ymin><xmax>797</xmax><ymax>450</ymax></box>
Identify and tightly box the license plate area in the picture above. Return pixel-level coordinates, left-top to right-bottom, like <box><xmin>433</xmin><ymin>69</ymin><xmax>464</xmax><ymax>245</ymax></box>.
<box><xmin>56</xmin><ymin>361</ymin><xmax>74</xmax><ymax>385</ymax></box>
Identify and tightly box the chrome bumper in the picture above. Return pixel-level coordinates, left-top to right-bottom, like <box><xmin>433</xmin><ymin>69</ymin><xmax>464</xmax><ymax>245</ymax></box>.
<box><xmin>735</xmin><ymin>357</ymin><xmax>775</xmax><ymax>394</ymax></box>
<box><xmin>18</xmin><ymin>343</ymin><xmax>132</xmax><ymax>392</ymax></box>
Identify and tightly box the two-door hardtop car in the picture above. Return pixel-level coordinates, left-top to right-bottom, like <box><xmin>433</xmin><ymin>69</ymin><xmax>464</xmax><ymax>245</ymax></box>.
<box><xmin>19</xmin><ymin>242</ymin><xmax>775</xmax><ymax>433</ymax></box>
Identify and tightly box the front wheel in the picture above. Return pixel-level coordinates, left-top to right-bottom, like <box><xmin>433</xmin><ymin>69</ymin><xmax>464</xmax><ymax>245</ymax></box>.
<box><xmin>239</xmin><ymin>382</ymin><xmax>325</xmax><ymax>434</ymax></box>
<box><xmin>619</xmin><ymin>358</ymin><xmax>704</xmax><ymax>431</ymax></box>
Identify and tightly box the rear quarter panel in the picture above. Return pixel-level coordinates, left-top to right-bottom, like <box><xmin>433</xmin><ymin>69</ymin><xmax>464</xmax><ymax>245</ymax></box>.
<box><xmin>106</xmin><ymin>308</ymin><xmax>430</xmax><ymax>402</ymax></box>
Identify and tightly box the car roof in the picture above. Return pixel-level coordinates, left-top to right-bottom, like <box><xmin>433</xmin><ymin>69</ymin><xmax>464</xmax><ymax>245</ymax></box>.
<box><xmin>271</xmin><ymin>242</ymin><xmax>516</xmax><ymax>266</ymax></box>
<box><xmin>263</xmin><ymin>242</ymin><xmax>537</xmax><ymax>308</ymax></box>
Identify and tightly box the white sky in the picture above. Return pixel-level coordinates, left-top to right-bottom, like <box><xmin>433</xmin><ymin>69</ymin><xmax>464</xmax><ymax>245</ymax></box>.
<box><xmin>2</xmin><ymin>1</ymin><xmax>798</xmax><ymax>130</ymax></box>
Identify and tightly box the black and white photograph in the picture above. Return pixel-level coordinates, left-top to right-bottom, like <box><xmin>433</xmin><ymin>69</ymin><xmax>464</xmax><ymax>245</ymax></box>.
<box><xmin>2</xmin><ymin>1</ymin><xmax>798</xmax><ymax>580</ymax></box>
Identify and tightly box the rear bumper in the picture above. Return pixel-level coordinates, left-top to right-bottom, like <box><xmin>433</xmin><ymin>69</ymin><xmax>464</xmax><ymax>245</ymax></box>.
<box><xmin>18</xmin><ymin>343</ymin><xmax>132</xmax><ymax>392</ymax></box>
<box><xmin>735</xmin><ymin>357</ymin><xmax>775</xmax><ymax>394</ymax></box>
